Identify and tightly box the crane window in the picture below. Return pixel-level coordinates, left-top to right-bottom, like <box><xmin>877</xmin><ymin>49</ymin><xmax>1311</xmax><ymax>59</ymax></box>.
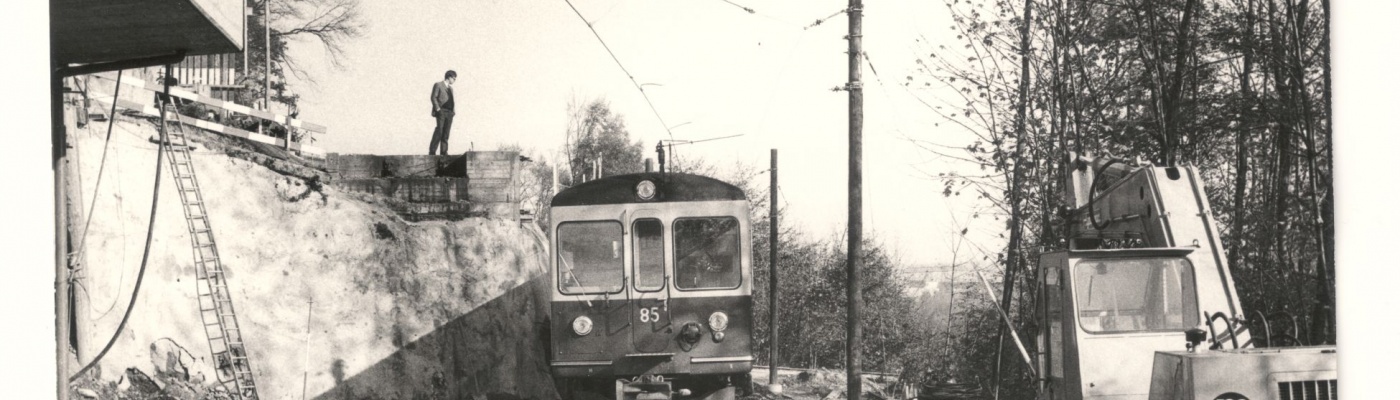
<box><xmin>674</xmin><ymin>217</ymin><xmax>742</xmax><ymax>290</ymax></box>
<box><xmin>557</xmin><ymin>221</ymin><xmax>624</xmax><ymax>294</ymax></box>
<box><xmin>1073</xmin><ymin>258</ymin><xmax>1198</xmax><ymax>333</ymax></box>
<box><xmin>634</xmin><ymin>219</ymin><xmax>665</xmax><ymax>290</ymax></box>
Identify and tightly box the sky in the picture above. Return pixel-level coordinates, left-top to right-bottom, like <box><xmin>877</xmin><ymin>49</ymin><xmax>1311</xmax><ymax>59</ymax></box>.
<box><xmin>285</xmin><ymin>0</ymin><xmax>1001</xmax><ymax>268</ymax></box>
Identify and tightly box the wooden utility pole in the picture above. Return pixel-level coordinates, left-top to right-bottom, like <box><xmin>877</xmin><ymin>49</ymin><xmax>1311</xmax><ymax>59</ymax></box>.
<box><xmin>263</xmin><ymin>0</ymin><xmax>271</xmax><ymax>111</ymax></box>
<box><xmin>1317</xmin><ymin>0</ymin><xmax>1335</xmax><ymax>344</ymax></box>
<box><xmin>845</xmin><ymin>1</ymin><xmax>864</xmax><ymax>400</ymax></box>
<box><xmin>769</xmin><ymin>149</ymin><xmax>779</xmax><ymax>387</ymax></box>
<box><xmin>242</xmin><ymin>0</ymin><xmax>248</xmax><ymax>75</ymax></box>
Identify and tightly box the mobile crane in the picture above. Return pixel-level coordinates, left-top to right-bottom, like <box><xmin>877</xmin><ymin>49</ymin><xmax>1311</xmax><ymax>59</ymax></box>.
<box><xmin>1030</xmin><ymin>156</ymin><xmax>1337</xmax><ymax>400</ymax></box>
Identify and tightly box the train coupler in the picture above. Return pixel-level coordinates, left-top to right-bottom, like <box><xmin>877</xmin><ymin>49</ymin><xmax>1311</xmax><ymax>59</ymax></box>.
<box><xmin>617</xmin><ymin>375</ymin><xmax>682</xmax><ymax>400</ymax></box>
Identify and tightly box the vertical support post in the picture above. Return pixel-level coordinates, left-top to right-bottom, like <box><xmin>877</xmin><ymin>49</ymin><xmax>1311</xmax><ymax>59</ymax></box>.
<box><xmin>263</xmin><ymin>0</ymin><xmax>271</xmax><ymax>113</ymax></box>
<box><xmin>61</xmin><ymin>74</ymin><xmax>91</xmax><ymax>366</ymax></box>
<box><xmin>769</xmin><ymin>149</ymin><xmax>779</xmax><ymax>386</ymax></box>
<box><xmin>302</xmin><ymin>298</ymin><xmax>313</xmax><ymax>400</ymax></box>
<box><xmin>53</xmin><ymin>60</ymin><xmax>72</xmax><ymax>400</ymax></box>
<box><xmin>242</xmin><ymin>0</ymin><xmax>249</xmax><ymax>76</ymax></box>
<box><xmin>845</xmin><ymin>1</ymin><xmax>864</xmax><ymax>400</ymax></box>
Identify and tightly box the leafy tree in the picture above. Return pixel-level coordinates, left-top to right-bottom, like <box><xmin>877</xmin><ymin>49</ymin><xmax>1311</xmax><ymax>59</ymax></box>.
<box><xmin>905</xmin><ymin>0</ymin><xmax>1333</xmax><ymax>393</ymax></box>
<box><xmin>562</xmin><ymin>98</ymin><xmax>646</xmax><ymax>183</ymax></box>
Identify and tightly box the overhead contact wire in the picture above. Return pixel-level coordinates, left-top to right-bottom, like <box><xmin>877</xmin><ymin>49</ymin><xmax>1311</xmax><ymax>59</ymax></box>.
<box><xmin>718</xmin><ymin>0</ymin><xmax>755</xmax><ymax>14</ymax></box>
<box><xmin>562</xmin><ymin>0</ymin><xmax>675</xmax><ymax>141</ymax></box>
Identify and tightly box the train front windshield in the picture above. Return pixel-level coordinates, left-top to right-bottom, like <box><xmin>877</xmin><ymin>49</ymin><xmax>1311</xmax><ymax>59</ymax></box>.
<box><xmin>556</xmin><ymin>216</ymin><xmax>743</xmax><ymax>293</ymax></box>
<box><xmin>558</xmin><ymin>221</ymin><xmax>624</xmax><ymax>294</ymax></box>
<box><xmin>1073</xmin><ymin>257</ymin><xmax>1199</xmax><ymax>333</ymax></box>
<box><xmin>674</xmin><ymin>217</ymin><xmax>741</xmax><ymax>290</ymax></box>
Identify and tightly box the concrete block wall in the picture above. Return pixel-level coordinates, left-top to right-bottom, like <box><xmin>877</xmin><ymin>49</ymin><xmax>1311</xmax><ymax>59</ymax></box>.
<box><xmin>326</xmin><ymin>152</ymin><xmax>521</xmax><ymax>220</ymax></box>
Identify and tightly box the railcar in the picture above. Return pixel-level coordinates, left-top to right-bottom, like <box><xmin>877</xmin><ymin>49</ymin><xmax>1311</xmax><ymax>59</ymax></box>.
<box><xmin>548</xmin><ymin>172</ymin><xmax>754</xmax><ymax>400</ymax></box>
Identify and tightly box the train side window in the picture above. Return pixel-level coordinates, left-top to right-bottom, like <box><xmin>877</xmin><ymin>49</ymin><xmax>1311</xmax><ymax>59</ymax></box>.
<box><xmin>1072</xmin><ymin>257</ymin><xmax>1198</xmax><ymax>333</ymax></box>
<box><xmin>557</xmin><ymin>221</ymin><xmax>625</xmax><ymax>294</ymax></box>
<box><xmin>674</xmin><ymin>217</ymin><xmax>742</xmax><ymax>290</ymax></box>
<box><xmin>634</xmin><ymin>219</ymin><xmax>665</xmax><ymax>291</ymax></box>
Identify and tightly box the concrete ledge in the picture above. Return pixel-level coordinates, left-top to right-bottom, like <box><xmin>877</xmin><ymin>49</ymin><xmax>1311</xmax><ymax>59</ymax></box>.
<box><xmin>335</xmin><ymin>177</ymin><xmax>467</xmax><ymax>203</ymax></box>
<box><xmin>327</xmin><ymin>151</ymin><xmax>522</xmax><ymax>221</ymax></box>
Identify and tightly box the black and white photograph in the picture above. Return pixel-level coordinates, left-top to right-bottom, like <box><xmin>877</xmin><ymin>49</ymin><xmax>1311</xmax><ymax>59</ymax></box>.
<box><xmin>10</xmin><ymin>0</ymin><xmax>1398</xmax><ymax>399</ymax></box>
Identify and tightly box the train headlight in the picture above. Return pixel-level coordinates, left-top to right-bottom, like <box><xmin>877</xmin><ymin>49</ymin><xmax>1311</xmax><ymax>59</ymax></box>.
<box><xmin>636</xmin><ymin>180</ymin><xmax>656</xmax><ymax>200</ymax></box>
<box><xmin>571</xmin><ymin>316</ymin><xmax>594</xmax><ymax>336</ymax></box>
<box><xmin>708</xmin><ymin>312</ymin><xmax>729</xmax><ymax>332</ymax></box>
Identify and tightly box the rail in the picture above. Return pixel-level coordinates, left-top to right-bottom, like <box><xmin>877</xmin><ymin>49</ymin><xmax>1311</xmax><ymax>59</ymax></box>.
<box><xmin>86</xmin><ymin>73</ymin><xmax>327</xmax><ymax>158</ymax></box>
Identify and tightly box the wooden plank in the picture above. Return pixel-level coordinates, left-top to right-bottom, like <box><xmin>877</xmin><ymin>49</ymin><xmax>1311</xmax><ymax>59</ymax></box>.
<box><xmin>174</xmin><ymin>54</ymin><xmax>238</xmax><ymax>87</ymax></box>
<box><xmin>89</xmin><ymin>92</ymin><xmax>325</xmax><ymax>157</ymax></box>
<box><xmin>90</xmin><ymin>74</ymin><xmax>328</xmax><ymax>134</ymax></box>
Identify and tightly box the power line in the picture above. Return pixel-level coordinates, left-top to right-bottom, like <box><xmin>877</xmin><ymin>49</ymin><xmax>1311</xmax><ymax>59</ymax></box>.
<box><xmin>806</xmin><ymin>7</ymin><xmax>849</xmax><ymax>30</ymax></box>
<box><xmin>860</xmin><ymin>50</ymin><xmax>915</xmax><ymax>142</ymax></box>
<box><xmin>561</xmin><ymin>0</ymin><xmax>675</xmax><ymax>141</ymax></box>
<box><xmin>718</xmin><ymin>0</ymin><xmax>755</xmax><ymax>14</ymax></box>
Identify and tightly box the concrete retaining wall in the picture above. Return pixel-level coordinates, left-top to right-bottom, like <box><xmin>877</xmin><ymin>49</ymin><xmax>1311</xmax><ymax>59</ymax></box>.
<box><xmin>326</xmin><ymin>152</ymin><xmax>522</xmax><ymax>220</ymax></box>
<box><xmin>69</xmin><ymin>119</ymin><xmax>557</xmax><ymax>399</ymax></box>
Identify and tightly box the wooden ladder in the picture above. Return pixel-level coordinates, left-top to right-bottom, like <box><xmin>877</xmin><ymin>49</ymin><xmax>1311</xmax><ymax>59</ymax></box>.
<box><xmin>158</xmin><ymin>97</ymin><xmax>260</xmax><ymax>400</ymax></box>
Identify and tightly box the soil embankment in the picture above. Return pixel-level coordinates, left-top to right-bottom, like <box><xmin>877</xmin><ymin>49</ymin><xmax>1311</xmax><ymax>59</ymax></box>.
<box><xmin>69</xmin><ymin>117</ymin><xmax>556</xmax><ymax>399</ymax></box>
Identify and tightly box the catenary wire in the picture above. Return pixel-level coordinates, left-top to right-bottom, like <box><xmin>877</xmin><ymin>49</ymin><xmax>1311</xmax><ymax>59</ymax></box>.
<box><xmin>561</xmin><ymin>0</ymin><xmax>675</xmax><ymax>141</ymax></box>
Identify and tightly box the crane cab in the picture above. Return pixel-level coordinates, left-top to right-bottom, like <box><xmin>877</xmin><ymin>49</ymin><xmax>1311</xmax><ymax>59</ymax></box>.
<box><xmin>1031</xmin><ymin>159</ymin><xmax>1335</xmax><ymax>399</ymax></box>
<box><xmin>1035</xmin><ymin>248</ymin><xmax>1232</xmax><ymax>400</ymax></box>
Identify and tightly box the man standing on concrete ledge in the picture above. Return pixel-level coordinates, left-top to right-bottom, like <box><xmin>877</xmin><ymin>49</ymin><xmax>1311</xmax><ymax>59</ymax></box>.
<box><xmin>429</xmin><ymin>70</ymin><xmax>458</xmax><ymax>155</ymax></box>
